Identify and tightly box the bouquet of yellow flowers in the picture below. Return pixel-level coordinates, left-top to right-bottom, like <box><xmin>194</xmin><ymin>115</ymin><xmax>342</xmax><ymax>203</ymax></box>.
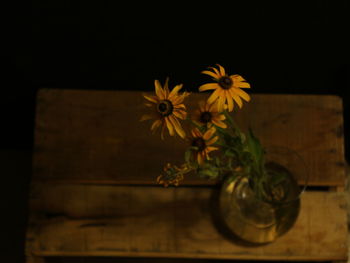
<box><xmin>141</xmin><ymin>64</ymin><xmax>276</xmax><ymax>200</ymax></box>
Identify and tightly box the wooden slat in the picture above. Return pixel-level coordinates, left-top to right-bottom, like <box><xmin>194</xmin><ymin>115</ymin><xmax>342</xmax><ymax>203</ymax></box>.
<box><xmin>33</xmin><ymin>89</ymin><xmax>345</xmax><ymax>186</ymax></box>
<box><xmin>27</xmin><ymin>184</ymin><xmax>348</xmax><ymax>261</ymax></box>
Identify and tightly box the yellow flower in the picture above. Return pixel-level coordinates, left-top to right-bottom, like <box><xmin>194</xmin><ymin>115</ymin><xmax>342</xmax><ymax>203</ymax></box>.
<box><xmin>199</xmin><ymin>64</ymin><xmax>251</xmax><ymax>112</ymax></box>
<box><xmin>141</xmin><ymin>78</ymin><xmax>190</xmax><ymax>139</ymax></box>
<box><xmin>193</xmin><ymin>100</ymin><xmax>227</xmax><ymax>129</ymax></box>
<box><xmin>190</xmin><ymin>126</ymin><xmax>219</xmax><ymax>165</ymax></box>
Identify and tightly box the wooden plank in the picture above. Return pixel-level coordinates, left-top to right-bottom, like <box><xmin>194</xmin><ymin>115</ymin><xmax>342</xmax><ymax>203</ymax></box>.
<box><xmin>43</xmin><ymin>257</ymin><xmax>264</xmax><ymax>263</ymax></box>
<box><xmin>33</xmin><ymin>89</ymin><xmax>345</xmax><ymax>186</ymax></box>
<box><xmin>27</xmin><ymin>184</ymin><xmax>348</xmax><ymax>261</ymax></box>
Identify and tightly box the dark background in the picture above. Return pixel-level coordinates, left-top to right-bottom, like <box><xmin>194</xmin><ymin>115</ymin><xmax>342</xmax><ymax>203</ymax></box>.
<box><xmin>1</xmin><ymin>1</ymin><xmax>349</xmax><ymax>262</ymax></box>
<box><xmin>1</xmin><ymin>1</ymin><xmax>350</xmax><ymax>150</ymax></box>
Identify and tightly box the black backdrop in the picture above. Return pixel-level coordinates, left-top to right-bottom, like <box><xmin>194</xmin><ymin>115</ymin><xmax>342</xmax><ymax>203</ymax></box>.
<box><xmin>1</xmin><ymin>0</ymin><xmax>349</xmax><ymax>153</ymax></box>
<box><xmin>1</xmin><ymin>1</ymin><xmax>349</xmax><ymax>262</ymax></box>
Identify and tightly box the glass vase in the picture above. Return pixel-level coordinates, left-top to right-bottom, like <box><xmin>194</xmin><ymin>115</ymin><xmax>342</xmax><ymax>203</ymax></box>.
<box><xmin>219</xmin><ymin>146</ymin><xmax>308</xmax><ymax>244</ymax></box>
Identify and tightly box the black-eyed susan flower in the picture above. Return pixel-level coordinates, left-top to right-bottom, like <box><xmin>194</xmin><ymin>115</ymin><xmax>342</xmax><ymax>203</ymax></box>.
<box><xmin>190</xmin><ymin>126</ymin><xmax>219</xmax><ymax>165</ymax></box>
<box><xmin>193</xmin><ymin>101</ymin><xmax>227</xmax><ymax>129</ymax></box>
<box><xmin>141</xmin><ymin>79</ymin><xmax>190</xmax><ymax>139</ymax></box>
<box><xmin>199</xmin><ymin>64</ymin><xmax>251</xmax><ymax>112</ymax></box>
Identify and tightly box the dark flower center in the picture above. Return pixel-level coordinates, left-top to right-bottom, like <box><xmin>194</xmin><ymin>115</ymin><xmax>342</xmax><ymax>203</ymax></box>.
<box><xmin>157</xmin><ymin>100</ymin><xmax>173</xmax><ymax>116</ymax></box>
<box><xmin>200</xmin><ymin>111</ymin><xmax>212</xmax><ymax>123</ymax></box>
<box><xmin>192</xmin><ymin>138</ymin><xmax>206</xmax><ymax>152</ymax></box>
<box><xmin>218</xmin><ymin>76</ymin><xmax>233</xmax><ymax>89</ymax></box>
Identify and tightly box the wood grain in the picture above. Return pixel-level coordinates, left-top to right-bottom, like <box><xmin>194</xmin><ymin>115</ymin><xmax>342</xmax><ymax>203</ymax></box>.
<box><xmin>33</xmin><ymin>89</ymin><xmax>346</xmax><ymax>186</ymax></box>
<box><xmin>27</xmin><ymin>90</ymin><xmax>348</xmax><ymax>262</ymax></box>
<box><xmin>26</xmin><ymin>184</ymin><xmax>347</xmax><ymax>261</ymax></box>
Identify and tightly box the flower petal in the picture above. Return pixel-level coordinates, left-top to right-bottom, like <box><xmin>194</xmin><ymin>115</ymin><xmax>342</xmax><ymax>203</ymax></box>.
<box><xmin>206</xmin><ymin>146</ymin><xmax>219</xmax><ymax>152</ymax></box>
<box><xmin>212</xmin><ymin>119</ymin><xmax>227</xmax><ymax>129</ymax></box>
<box><xmin>168</xmin><ymin>84</ymin><xmax>183</xmax><ymax>99</ymax></box>
<box><xmin>198</xmin><ymin>101</ymin><xmax>206</xmax><ymax>112</ymax></box>
<box><xmin>234</xmin><ymin>88</ymin><xmax>251</xmax><ymax>102</ymax></box>
<box><xmin>192</xmin><ymin>127</ymin><xmax>202</xmax><ymax>138</ymax></box>
<box><xmin>207</xmin><ymin>88</ymin><xmax>222</xmax><ymax>105</ymax></box>
<box><xmin>206</xmin><ymin>135</ymin><xmax>218</xmax><ymax>145</ymax></box>
<box><xmin>201</xmin><ymin>70</ymin><xmax>220</xmax><ymax>79</ymax></box>
<box><xmin>169</xmin><ymin>115</ymin><xmax>186</xmax><ymax>139</ymax></box>
<box><xmin>206</xmin><ymin>122</ymin><xmax>213</xmax><ymax>128</ymax></box>
<box><xmin>204</xmin><ymin>102</ymin><xmax>212</xmax><ymax>111</ymax></box>
<box><xmin>140</xmin><ymin>114</ymin><xmax>154</xmax><ymax>121</ymax></box>
<box><xmin>208</xmin><ymin>101</ymin><xmax>219</xmax><ymax>112</ymax></box>
<box><xmin>229</xmin><ymin>89</ymin><xmax>243</xmax><ymax>108</ymax></box>
<box><xmin>236</xmin><ymin>81</ymin><xmax>250</xmax><ymax>89</ymax></box>
<box><xmin>217</xmin><ymin>93</ymin><xmax>226</xmax><ymax>112</ymax></box>
<box><xmin>174</xmin><ymin>103</ymin><xmax>186</xmax><ymax>110</ymax></box>
<box><xmin>203</xmin><ymin>126</ymin><xmax>216</xmax><ymax>140</ymax></box>
<box><xmin>143</xmin><ymin>95</ymin><xmax>158</xmax><ymax>103</ymax></box>
<box><xmin>173</xmin><ymin>109</ymin><xmax>187</xmax><ymax>120</ymax></box>
<box><xmin>230</xmin><ymin>74</ymin><xmax>246</xmax><ymax>82</ymax></box>
<box><xmin>216</xmin><ymin>64</ymin><xmax>226</xmax><ymax>76</ymax></box>
<box><xmin>165</xmin><ymin>117</ymin><xmax>174</xmax><ymax>136</ymax></box>
<box><xmin>197</xmin><ymin>152</ymin><xmax>204</xmax><ymax>165</ymax></box>
<box><xmin>209</xmin><ymin>66</ymin><xmax>220</xmax><ymax>76</ymax></box>
<box><xmin>171</xmin><ymin>92</ymin><xmax>188</xmax><ymax>105</ymax></box>
<box><xmin>198</xmin><ymin>83</ymin><xmax>219</xmax><ymax>92</ymax></box>
<box><xmin>151</xmin><ymin>119</ymin><xmax>162</xmax><ymax>131</ymax></box>
<box><xmin>226</xmin><ymin>90</ymin><xmax>234</xmax><ymax>112</ymax></box>
<box><xmin>205</xmin><ymin>150</ymin><xmax>211</xmax><ymax>161</ymax></box>
<box><xmin>217</xmin><ymin>114</ymin><xmax>226</xmax><ymax>121</ymax></box>
<box><xmin>233</xmin><ymin>95</ymin><xmax>243</xmax><ymax>108</ymax></box>
<box><xmin>163</xmin><ymin>78</ymin><xmax>170</xmax><ymax>97</ymax></box>
<box><xmin>154</xmin><ymin>80</ymin><xmax>165</xmax><ymax>100</ymax></box>
<box><xmin>191</xmin><ymin>129</ymin><xmax>197</xmax><ymax>138</ymax></box>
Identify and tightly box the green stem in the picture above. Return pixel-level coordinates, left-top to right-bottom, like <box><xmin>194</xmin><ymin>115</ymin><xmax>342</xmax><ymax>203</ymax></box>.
<box><xmin>223</xmin><ymin>110</ymin><xmax>241</xmax><ymax>135</ymax></box>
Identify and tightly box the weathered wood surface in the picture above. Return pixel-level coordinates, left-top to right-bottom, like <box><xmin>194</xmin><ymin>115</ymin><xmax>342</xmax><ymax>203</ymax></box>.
<box><xmin>27</xmin><ymin>184</ymin><xmax>347</xmax><ymax>261</ymax></box>
<box><xmin>27</xmin><ymin>90</ymin><xmax>348</xmax><ymax>262</ymax></box>
<box><xmin>33</xmin><ymin>89</ymin><xmax>345</xmax><ymax>186</ymax></box>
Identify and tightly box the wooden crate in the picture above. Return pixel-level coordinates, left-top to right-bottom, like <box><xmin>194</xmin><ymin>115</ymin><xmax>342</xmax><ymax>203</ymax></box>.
<box><xmin>26</xmin><ymin>89</ymin><xmax>348</xmax><ymax>263</ymax></box>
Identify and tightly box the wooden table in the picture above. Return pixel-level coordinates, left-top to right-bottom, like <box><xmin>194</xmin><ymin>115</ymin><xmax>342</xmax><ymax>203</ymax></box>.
<box><xmin>26</xmin><ymin>89</ymin><xmax>348</xmax><ymax>263</ymax></box>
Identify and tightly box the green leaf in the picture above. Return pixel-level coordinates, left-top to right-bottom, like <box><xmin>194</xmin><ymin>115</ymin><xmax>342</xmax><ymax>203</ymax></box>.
<box><xmin>184</xmin><ymin>150</ymin><xmax>192</xmax><ymax>163</ymax></box>
<box><xmin>197</xmin><ymin>164</ymin><xmax>219</xmax><ymax>179</ymax></box>
<box><xmin>226</xmin><ymin>174</ymin><xmax>238</xmax><ymax>184</ymax></box>
<box><xmin>215</xmin><ymin>157</ymin><xmax>221</xmax><ymax>167</ymax></box>
<box><xmin>239</xmin><ymin>132</ymin><xmax>246</xmax><ymax>143</ymax></box>
<box><xmin>241</xmin><ymin>151</ymin><xmax>253</xmax><ymax>163</ymax></box>
<box><xmin>198</xmin><ymin>169</ymin><xmax>216</xmax><ymax>178</ymax></box>
<box><xmin>224</xmin><ymin>149</ymin><xmax>235</xmax><ymax>157</ymax></box>
<box><xmin>188</xmin><ymin>146</ymin><xmax>199</xmax><ymax>151</ymax></box>
<box><xmin>268</xmin><ymin>170</ymin><xmax>289</xmax><ymax>186</ymax></box>
<box><xmin>245</xmin><ymin>128</ymin><xmax>264</xmax><ymax>173</ymax></box>
<box><xmin>215</xmin><ymin>141</ymin><xmax>229</xmax><ymax>148</ymax></box>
